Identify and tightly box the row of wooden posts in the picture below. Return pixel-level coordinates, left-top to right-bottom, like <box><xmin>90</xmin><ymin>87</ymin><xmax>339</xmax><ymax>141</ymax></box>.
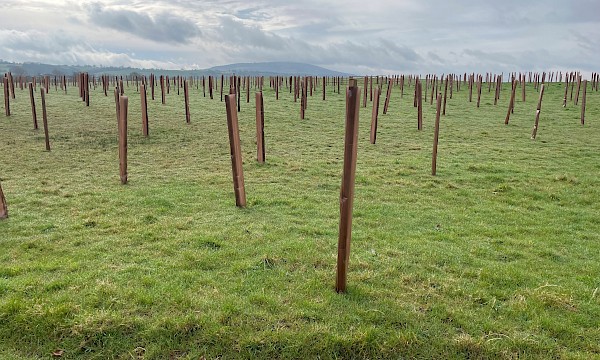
<box><xmin>4</xmin><ymin>70</ymin><xmax>598</xmax><ymax>124</ymax></box>
<box><xmin>1</xmin><ymin>71</ymin><xmax>597</xmax><ymax>292</ymax></box>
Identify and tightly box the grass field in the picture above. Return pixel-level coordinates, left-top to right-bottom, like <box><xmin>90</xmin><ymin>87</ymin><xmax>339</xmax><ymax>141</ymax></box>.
<box><xmin>1</xmin><ymin>77</ymin><xmax>599</xmax><ymax>359</ymax></box>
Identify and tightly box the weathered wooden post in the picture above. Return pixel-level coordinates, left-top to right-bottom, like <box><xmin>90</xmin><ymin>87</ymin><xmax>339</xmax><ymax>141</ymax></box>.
<box><xmin>300</xmin><ymin>80</ymin><xmax>306</xmax><ymax>119</ymax></box>
<box><xmin>246</xmin><ymin>77</ymin><xmax>250</xmax><ymax>103</ymax></box>
<box><xmin>363</xmin><ymin>76</ymin><xmax>368</xmax><ymax>107</ymax></box>
<box><xmin>468</xmin><ymin>74</ymin><xmax>473</xmax><ymax>102</ymax></box>
<box><xmin>383</xmin><ymin>79</ymin><xmax>392</xmax><ymax>114</ymax></box>
<box><xmin>184</xmin><ymin>80</ymin><xmax>191</xmax><ymax>124</ymax></box>
<box><xmin>3</xmin><ymin>76</ymin><xmax>9</xmax><ymax>116</ymax></box>
<box><xmin>140</xmin><ymin>83</ymin><xmax>149</xmax><ymax>137</ymax></box>
<box><xmin>118</xmin><ymin>96</ymin><xmax>128</xmax><ymax>184</ymax></box>
<box><xmin>563</xmin><ymin>76</ymin><xmax>569</xmax><ymax>107</ymax></box>
<box><xmin>581</xmin><ymin>80</ymin><xmax>587</xmax><ymax>126</ymax></box>
<box><xmin>370</xmin><ymin>86</ymin><xmax>381</xmax><ymax>144</ymax></box>
<box><xmin>40</xmin><ymin>88</ymin><xmax>50</xmax><ymax>151</ymax></box>
<box><xmin>0</xmin><ymin>180</ymin><xmax>7</xmax><ymax>219</ymax></box>
<box><xmin>417</xmin><ymin>80</ymin><xmax>423</xmax><ymax>130</ymax></box>
<box><xmin>255</xmin><ymin>91</ymin><xmax>265</xmax><ymax>163</ymax></box>
<box><xmin>160</xmin><ymin>76</ymin><xmax>166</xmax><ymax>105</ymax></box>
<box><xmin>476</xmin><ymin>75</ymin><xmax>482</xmax><ymax>108</ymax></box>
<box><xmin>505</xmin><ymin>80</ymin><xmax>516</xmax><ymax>125</ymax></box>
<box><xmin>225</xmin><ymin>93</ymin><xmax>246</xmax><ymax>207</ymax></box>
<box><xmin>336</xmin><ymin>78</ymin><xmax>360</xmax><ymax>293</ymax></box>
<box><xmin>442</xmin><ymin>75</ymin><xmax>449</xmax><ymax>116</ymax></box>
<box><xmin>220</xmin><ymin>75</ymin><xmax>224</xmax><ymax>102</ymax></box>
<box><xmin>432</xmin><ymin>94</ymin><xmax>442</xmax><ymax>175</ymax></box>
<box><xmin>531</xmin><ymin>84</ymin><xmax>545</xmax><ymax>140</ymax></box>
<box><xmin>28</xmin><ymin>83</ymin><xmax>38</xmax><ymax>129</ymax></box>
<box><xmin>85</xmin><ymin>73</ymin><xmax>90</xmax><ymax>107</ymax></box>
<box><xmin>151</xmin><ymin>74</ymin><xmax>155</xmax><ymax>100</ymax></box>
<box><xmin>9</xmin><ymin>73</ymin><xmax>16</xmax><ymax>98</ymax></box>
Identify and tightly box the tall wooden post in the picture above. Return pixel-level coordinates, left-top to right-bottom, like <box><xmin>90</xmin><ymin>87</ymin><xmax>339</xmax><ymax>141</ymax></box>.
<box><xmin>442</xmin><ymin>75</ymin><xmax>449</xmax><ymax>116</ymax></box>
<box><xmin>140</xmin><ymin>83</ymin><xmax>149</xmax><ymax>137</ymax></box>
<box><xmin>3</xmin><ymin>76</ymin><xmax>9</xmax><ymax>116</ymax></box>
<box><xmin>246</xmin><ymin>77</ymin><xmax>250</xmax><ymax>103</ymax></box>
<box><xmin>184</xmin><ymin>80</ymin><xmax>191</xmax><ymax>124</ymax></box>
<box><xmin>476</xmin><ymin>75</ymin><xmax>482</xmax><ymax>108</ymax></box>
<box><xmin>118</xmin><ymin>96</ymin><xmax>128</xmax><ymax>185</ymax></box>
<box><xmin>40</xmin><ymin>88</ymin><xmax>50</xmax><ymax>151</ymax></box>
<box><xmin>336</xmin><ymin>78</ymin><xmax>360</xmax><ymax>293</ymax></box>
<box><xmin>225</xmin><ymin>93</ymin><xmax>246</xmax><ymax>207</ymax></box>
<box><xmin>370</xmin><ymin>86</ymin><xmax>381</xmax><ymax>144</ymax></box>
<box><xmin>363</xmin><ymin>76</ymin><xmax>368</xmax><ymax>107</ymax></box>
<box><xmin>531</xmin><ymin>84</ymin><xmax>545</xmax><ymax>140</ymax></box>
<box><xmin>160</xmin><ymin>76</ymin><xmax>166</xmax><ymax>105</ymax></box>
<box><xmin>417</xmin><ymin>80</ymin><xmax>423</xmax><ymax>130</ymax></box>
<box><xmin>220</xmin><ymin>75</ymin><xmax>224</xmax><ymax>102</ymax></box>
<box><xmin>383</xmin><ymin>79</ymin><xmax>392</xmax><ymax>114</ymax></box>
<box><xmin>29</xmin><ymin>83</ymin><xmax>38</xmax><ymax>130</ymax></box>
<box><xmin>151</xmin><ymin>74</ymin><xmax>155</xmax><ymax>100</ymax></box>
<box><xmin>581</xmin><ymin>80</ymin><xmax>587</xmax><ymax>126</ymax></box>
<box><xmin>505</xmin><ymin>80</ymin><xmax>516</xmax><ymax>125</ymax></box>
<box><xmin>432</xmin><ymin>94</ymin><xmax>442</xmax><ymax>175</ymax></box>
<box><xmin>0</xmin><ymin>180</ymin><xmax>7</xmax><ymax>219</ymax></box>
<box><xmin>85</xmin><ymin>73</ymin><xmax>90</xmax><ymax>107</ymax></box>
<box><xmin>255</xmin><ymin>92</ymin><xmax>265</xmax><ymax>163</ymax></box>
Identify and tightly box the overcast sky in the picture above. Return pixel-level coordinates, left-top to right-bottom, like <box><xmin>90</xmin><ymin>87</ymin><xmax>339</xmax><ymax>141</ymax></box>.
<box><xmin>0</xmin><ymin>0</ymin><xmax>598</xmax><ymax>74</ymax></box>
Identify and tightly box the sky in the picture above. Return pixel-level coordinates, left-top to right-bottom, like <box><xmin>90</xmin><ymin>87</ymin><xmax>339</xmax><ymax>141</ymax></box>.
<box><xmin>0</xmin><ymin>0</ymin><xmax>599</xmax><ymax>75</ymax></box>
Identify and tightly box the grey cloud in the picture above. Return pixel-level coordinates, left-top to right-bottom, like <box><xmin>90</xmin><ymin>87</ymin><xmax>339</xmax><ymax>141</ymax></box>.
<box><xmin>217</xmin><ymin>16</ymin><xmax>285</xmax><ymax>50</ymax></box>
<box><xmin>85</xmin><ymin>2</ymin><xmax>201</xmax><ymax>44</ymax></box>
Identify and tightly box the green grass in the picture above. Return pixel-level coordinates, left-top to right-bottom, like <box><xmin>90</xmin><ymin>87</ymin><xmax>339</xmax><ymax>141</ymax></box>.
<box><xmin>1</xmin><ymin>78</ymin><xmax>599</xmax><ymax>359</ymax></box>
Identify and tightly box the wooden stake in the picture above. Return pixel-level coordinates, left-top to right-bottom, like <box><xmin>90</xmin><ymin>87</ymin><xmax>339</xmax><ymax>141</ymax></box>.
<box><xmin>3</xmin><ymin>76</ymin><xmax>9</xmax><ymax>116</ymax></box>
<box><xmin>581</xmin><ymin>80</ymin><xmax>587</xmax><ymax>126</ymax></box>
<box><xmin>184</xmin><ymin>80</ymin><xmax>191</xmax><ymax>124</ymax></box>
<box><xmin>336</xmin><ymin>78</ymin><xmax>360</xmax><ymax>293</ymax></box>
<box><xmin>40</xmin><ymin>88</ymin><xmax>50</xmax><ymax>151</ymax></box>
<box><xmin>417</xmin><ymin>80</ymin><xmax>423</xmax><ymax>130</ymax></box>
<box><xmin>255</xmin><ymin>92</ymin><xmax>265</xmax><ymax>163</ymax></box>
<box><xmin>363</xmin><ymin>76</ymin><xmax>368</xmax><ymax>107</ymax></box>
<box><xmin>370</xmin><ymin>86</ymin><xmax>381</xmax><ymax>144</ymax></box>
<box><xmin>432</xmin><ymin>94</ymin><xmax>442</xmax><ymax>175</ymax></box>
<box><xmin>29</xmin><ymin>82</ymin><xmax>38</xmax><ymax>130</ymax></box>
<box><xmin>476</xmin><ymin>75</ymin><xmax>482</xmax><ymax>108</ymax></box>
<box><xmin>225</xmin><ymin>93</ymin><xmax>246</xmax><ymax>207</ymax></box>
<box><xmin>383</xmin><ymin>79</ymin><xmax>392</xmax><ymax>114</ymax></box>
<box><xmin>442</xmin><ymin>75</ymin><xmax>449</xmax><ymax>116</ymax></box>
<box><xmin>504</xmin><ymin>80</ymin><xmax>516</xmax><ymax>125</ymax></box>
<box><xmin>563</xmin><ymin>76</ymin><xmax>569</xmax><ymax>107</ymax></box>
<box><xmin>140</xmin><ymin>83</ymin><xmax>149</xmax><ymax>137</ymax></box>
<box><xmin>0</xmin><ymin>180</ymin><xmax>7</xmax><ymax>219</ymax></box>
<box><xmin>531</xmin><ymin>84</ymin><xmax>545</xmax><ymax>140</ymax></box>
<box><xmin>118</xmin><ymin>96</ymin><xmax>128</xmax><ymax>185</ymax></box>
<box><xmin>114</xmin><ymin>87</ymin><xmax>120</xmax><ymax>124</ymax></box>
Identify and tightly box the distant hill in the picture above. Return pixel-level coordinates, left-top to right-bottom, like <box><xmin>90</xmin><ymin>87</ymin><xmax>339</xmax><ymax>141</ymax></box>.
<box><xmin>206</xmin><ymin>62</ymin><xmax>352</xmax><ymax>77</ymax></box>
<box><xmin>0</xmin><ymin>60</ymin><xmax>352</xmax><ymax>77</ymax></box>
